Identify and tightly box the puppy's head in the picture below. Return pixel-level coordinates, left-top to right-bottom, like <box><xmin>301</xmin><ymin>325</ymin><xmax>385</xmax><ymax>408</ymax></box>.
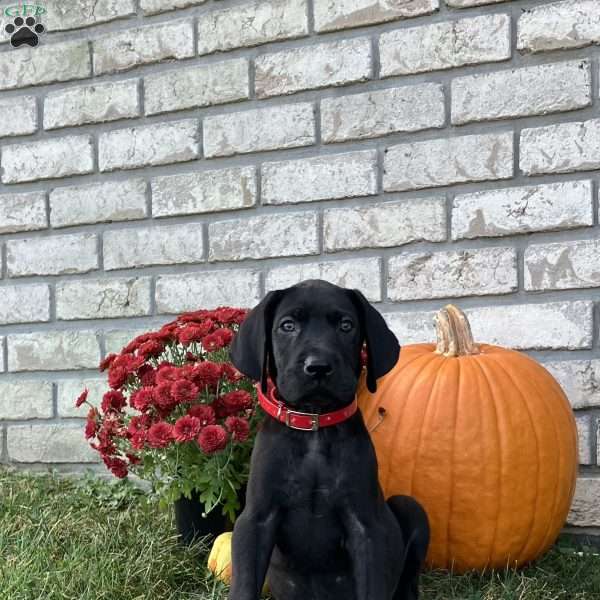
<box><xmin>230</xmin><ymin>280</ymin><xmax>399</xmax><ymax>408</ymax></box>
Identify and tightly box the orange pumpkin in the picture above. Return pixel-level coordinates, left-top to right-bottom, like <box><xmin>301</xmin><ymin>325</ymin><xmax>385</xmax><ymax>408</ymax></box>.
<box><xmin>358</xmin><ymin>305</ymin><xmax>578</xmax><ymax>573</ymax></box>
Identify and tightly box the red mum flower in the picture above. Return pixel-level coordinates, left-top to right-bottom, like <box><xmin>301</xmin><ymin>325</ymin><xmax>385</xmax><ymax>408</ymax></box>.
<box><xmin>108</xmin><ymin>366</ymin><xmax>129</xmax><ymax>390</ymax></box>
<box><xmin>202</xmin><ymin>328</ymin><xmax>234</xmax><ymax>351</ymax></box>
<box><xmin>138</xmin><ymin>364</ymin><xmax>156</xmax><ymax>387</ymax></box>
<box><xmin>147</xmin><ymin>421</ymin><xmax>174</xmax><ymax>448</ymax></box>
<box><xmin>154</xmin><ymin>325</ymin><xmax>177</xmax><ymax>343</ymax></box>
<box><xmin>113</xmin><ymin>353</ymin><xmax>145</xmax><ymax>373</ymax></box>
<box><xmin>84</xmin><ymin>415</ymin><xmax>98</xmax><ymax>440</ymax></box>
<box><xmin>225</xmin><ymin>416</ymin><xmax>250</xmax><ymax>442</ymax></box>
<box><xmin>178</xmin><ymin>322</ymin><xmax>213</xmax><ymax>345</ymax></box>
<box><xmin>215</xmin><ymin>307</ymin><xmax>247</xmax><ymax>324</ymax></box>
<box><xmin>75</xmin><ymin>389</ymin><xmax>89</xmax><ymax>408</ymax></box>
<box><xmin>171</xmin><ymin>379</ymin><xmax>199</xmax><ymax>404</ymax></box>
<box><xmin>103</xmin><ymin>456</ymin><xmax>128</xmax><ymax>478</ymax></box>
<box><xmin>173</xmin><ymin>415</ymin><xmax>202</xmax><ymax>442</ymax></box>
<box><xmin>130</xmin><ymin>387</ymin><xmax>154</xmax><ymax>412</ymax></box>
<box><xmin>221</xmin><ymin>363</ymin><xmax>244</xmax><ymax>383</ymax></box>
<box><xmin>192</xmin><ymin>361</ymin><xmax>222</xmax><ymax>388</ymax></box>
<box><xmin>122</xmin><ymin>333</ymin><xmax>151</xmax><ymax>355</ymax></box>
<box><xmin>188</xmin><ymin>404</ymin><xmax>216</xmax><ymax>427</ymax></box>
<box><xmin>130</xmin><ymin>430</ymin><xmax>146</xmax><ymax>450</ymax></box>
<box><xmin>220</xmin><ymin>390</ymin><xmax>253</xmax><ymax>413</ymax></box>
<box><xmin>197</xmin><ymin>424</ymin><xmax>228</xmax><ymax>454</ymax></box>
<box><xmin>156</xmin><ymin>365</ymin><xmax>181</xmax><ymax>385</ymax></box>
<box><xmin>126</xmin><ymin>452</ymin><xmax>141</xmax><ymax>465</ymax></box>
<box><xmin>138</xmin><ymin>339</ymin><xmax>164</xmax><ymax>359</ymax></box>
<box><xmin>129</xmin><ymin>413</ymin><xmax>153</xmax><ymax>430</ymax></box>
<box><xmin>153</xmin><ymin>382</ymin><xmax>174</xmax><ymax>410</ymax></box>
<box><xmin>101</xmin><ymin>390</ymin><xmax>127</xmax><ymax>413</ymax></box>
<box><xmin>99</xmin><ymin>353</ymin><xmax>117</xmax><ymax>372</ymax></box>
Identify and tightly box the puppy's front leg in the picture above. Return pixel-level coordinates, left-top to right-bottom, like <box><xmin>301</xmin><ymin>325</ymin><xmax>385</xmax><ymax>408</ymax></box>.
<box><xmin>341</xmin><ymin>507</ymin><xmax>388</xmax><ymax>600</ymax></box>
<box><xmin>229</xmin><ymin>506</ymin><xmax>279</xmax><ymax>600</ymax></box>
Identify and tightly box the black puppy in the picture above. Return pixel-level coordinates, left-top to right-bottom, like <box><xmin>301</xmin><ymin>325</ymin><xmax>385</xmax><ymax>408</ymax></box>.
<box><xmin>229</xmin><ymin>280</ymin><xmax>429</xmax><ymax>600</ymax></box>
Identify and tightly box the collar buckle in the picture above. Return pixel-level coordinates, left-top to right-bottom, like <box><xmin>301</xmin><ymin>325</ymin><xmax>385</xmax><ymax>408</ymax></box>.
<box><xmin>285</xmin><ymin>409</ymin><xmax>320</xmax><ymax>431</ymax></box>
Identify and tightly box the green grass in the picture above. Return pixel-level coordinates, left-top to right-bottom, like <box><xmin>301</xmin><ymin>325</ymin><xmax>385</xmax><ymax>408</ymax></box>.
<box><xmin>1</xmin><ymin>468</ymin><xmax>599</xmax><ymax>600</ymax></box>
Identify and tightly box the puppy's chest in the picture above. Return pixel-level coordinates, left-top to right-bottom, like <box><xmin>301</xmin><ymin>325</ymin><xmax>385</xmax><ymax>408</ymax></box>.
<box><xmin>282</xmin><ymin>436</ymin><xmax>347</xmax><ymax>511</ymax></box>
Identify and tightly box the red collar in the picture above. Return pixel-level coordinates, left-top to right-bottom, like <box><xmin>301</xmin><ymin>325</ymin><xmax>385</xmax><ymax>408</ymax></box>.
<box><xmin>256</xmin><ymin>382</ymin><xmax>358</xmax><ymax>431</ymax></box>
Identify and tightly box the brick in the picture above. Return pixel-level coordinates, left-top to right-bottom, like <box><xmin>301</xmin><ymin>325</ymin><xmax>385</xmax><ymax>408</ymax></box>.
<box><xmin>204</xmin><ymin>103</ymin><xmax>315</xmax><ymax>158</ymax></box>
<box><xmin>520</xmin><ymin>118</ymin><xmax>600</xmax><ymax>176</ymax></box>
<box><xmin>388</xmin><ymin>247</ymin><xmax>517</xmax><ymax>301</ymax></box>
<box><xmin>0</xmin><ymin>382</ymin><xmax>53</xmax><ymax>420</ymax></box>
<box><xmin>0</xmin><ymin>40</ymin><xmax>91</xmax><ymax>90</ymax></box>
<box><xmin>598</xmin><ymin>420</ymin><xmax>600</xmax><ymax>466</ymax></box>
<box><xmin>314</xmin><ymin>0</ymin><xmax>439</xmax><ymax>32</ymax></box>
<box><xmin>262</xmin><ymin>150</ymin><xmax>377</xmax><ymax>205</ymax></box>
<box><xmin>99</xmin><ymin>119</ymin><xmax>199</xmax><ymax>172</ymax></box>
<box><xmin>567</xmin><ymin>478</ymin><xmax>600</xmax><ymax>527</ymax></box>
<box><xmin>152</xmin><ymin>166</ymin><xmax>256</xmax><ymax>217</ymax></box>
<box><xmin>7</xmin><ymin>424</ymin><xmax>98</xmax><ymax>463</ymax></box>
<box><xmin>141</xmin><ymin>0</ymin><xmax>207</xmax><ymax>14</ymax></box>
<box><xmin>209</xmin><ymin>212</ymin><xmax>318</xmax><ymax>261</ymax></box>
<box><xmin>44</xmin><ymin>79</ymin><xmax>140</xmax><ymax>130</ymax></box>
<box><xmin>50</xmin><ymin>179</ymin><xmax>148</xmax><ymax>228</ymax></box>
<box><xmin>0</xmin><ymin>96</ymin><xmax>36</xmax><ymax>137</ymax></box>
<box><xmin>198</xmin><ymin>0</ymin><xmax>308</xmax><ymax>55</ymax></box>
<box><xmin>380</xmin><ymin>14</ymin><xmax>510</xmax><ymax>78</ymax></box>
<box><xmin>452</xmin><ymin>60</ymin><xmax>591</xmax><ymax>125</ymax></box>
<box><xmin>0</xmin><ymin>192</ymin><xmax>47</xmax><ymax>234</ymax></box>
<box><xmin>466</xmin><ymin>301</ymin><xmax>593</xmax><ymax>350</ymax></box>
<box><xmin>324</xmin><ymin>197</ymin><xmax>446</xmax><ymax>251</ymax></box>
<box><xmin>384</xmin><ymin>132</ymin><xmax>513</xmax><ymax>192</ymax></box>
<box><xmin>544</xmin><ymin>360</ymin><xmax>600</xmax><ymax>409</ymax></box>
<box><xmin>1</xmin><ymin>135</ymin><xmax>94</xmax><ymax>184</ymax></box>
<box><xmin>57</xmin><ymin>378</ymin><xmax>107</xmax><ymax>417</ymax></box>
<box><xmin>452</xmin><ymin>180</ymin><xmax>594</xmax><ymax>240</ymax></box>
<box><xmin>7</xmin><ymin>233</ymin><xmax>98</xmax><ymax>277</ymax></box>
<box><xmin>265</xmin><ymin>257</ymin><xmax>382</xmax><ymax>301</ymax></box>
<box><xmin>7</xmin><ymin>331</ymin><xmax>101</xmax><ymax>372</ymax></box>
<box><xmin>103</xmin><ymin>224</ymin><xmax>204</xmax><ymax>270</ymax></box>
<box><xmin>44</xmin><ymin>0</ymin><xmax>136</xmax><ymax>31</ymax></box>
<box><xmin>575</xmin><ymin>414</ymin><xmax>593</xmax><ymax>465</ymax></box>
<box><xmin>321</xmin><ymin>83</ymin><xmax>444</xmax><ymax>143</ymax></box>
<box><xmin>518</xmin><ymin>0</ymin><xmax>600</xmax><ymax>53</ymax></box>
<box><xmin>382</xmin><ymin>310</ymin><xmax>436</xmax><ymax>345</ymax></box>
<box><xmin>145</xmin><ymin>59</ymin><xmax>248</xmax><ymax>115</ymax></box>
<box><xmin>93</xmin><ymin>20</ymin><xmax>194</xmax><ymax>75</ymax></box>
<box><xmin>0</xmin><ymin>284</ymin><xmax>50</xmax><ymax>325</ymax></box>
<box><xmin>56</xmin><ymin>277</ymin><xmax>152</xmax><ymax>320</ymax></box>
<box><xmin>525</xmin><ymin>239</ymin><xmax>600</xmax><ymax>292</ymax></box>
<box><xmin>255</xmin><ymin>38</ymin><xmax>372</xmax><ymax>98</ymax></box>
<box><xmin>446</xmin><ymin>0</ymin><xmax>509</xmax><ymax>6</ymax></box>
<box><xmin>156</xmin><ymin>269</ymin><xmax>261</xmax><ymax>313</ymax></box>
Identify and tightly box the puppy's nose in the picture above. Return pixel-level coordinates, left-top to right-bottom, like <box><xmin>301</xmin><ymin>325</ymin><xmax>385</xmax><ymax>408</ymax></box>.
<box><xmin>303</xmin><ymin>356</ymin><xmax>333</xmax><ymax>378</ymax></box>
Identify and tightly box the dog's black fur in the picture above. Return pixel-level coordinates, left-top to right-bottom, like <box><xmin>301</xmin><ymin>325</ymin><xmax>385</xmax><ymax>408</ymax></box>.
<box><xmin>229</xmin><ymin>280</ymin><xmax>430</xmax><ymax>600</ymax></box>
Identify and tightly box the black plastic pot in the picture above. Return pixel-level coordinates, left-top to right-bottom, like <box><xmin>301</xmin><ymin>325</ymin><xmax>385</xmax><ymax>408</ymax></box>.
<box><xmin>174</xmin><ymin>485</ymin><xmax>247</xmax><ymax>545</ymax></box>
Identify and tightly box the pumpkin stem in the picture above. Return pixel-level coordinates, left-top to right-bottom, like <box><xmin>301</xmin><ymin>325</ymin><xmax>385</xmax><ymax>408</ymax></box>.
<box><xmin>434</xmin><ymin>305</ymin><xmax>480</xmax><ymax>357</ymax></box>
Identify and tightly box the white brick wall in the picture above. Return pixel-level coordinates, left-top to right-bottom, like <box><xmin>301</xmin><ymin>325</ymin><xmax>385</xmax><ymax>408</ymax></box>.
<box><xmin>0</xmin><ymin>0</ymin><xmax>598</xmax><ymax>530</ymax></box>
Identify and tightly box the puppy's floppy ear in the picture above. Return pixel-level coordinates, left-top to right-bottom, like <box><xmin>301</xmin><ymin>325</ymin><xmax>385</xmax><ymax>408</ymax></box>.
<box><xmin>230</xmin><ymin>290</ymin><xmax>284</xmax><ymax>393</ymax></box>
<box><xmin>349</xmin><ymin>289</ymin><xmax>400</xmax><ymax>393</ymax></box>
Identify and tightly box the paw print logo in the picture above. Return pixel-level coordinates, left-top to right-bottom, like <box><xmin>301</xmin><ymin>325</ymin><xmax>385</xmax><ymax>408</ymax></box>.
<box><xmin>5</xmin><ymin>16</ymin><xmax>45</xmax><ymax>48</ymax></box>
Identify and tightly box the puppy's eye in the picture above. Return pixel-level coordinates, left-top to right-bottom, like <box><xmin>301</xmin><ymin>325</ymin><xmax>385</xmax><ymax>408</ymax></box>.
<box><xmin>280</xmin><ymin>319</ymin><xmax>296</xmax><ymax>332</ymax></box>
<box><xmin>340</xmin><ymin>319</ymin><xmax>354</xmax><ymax>332</ymax></box>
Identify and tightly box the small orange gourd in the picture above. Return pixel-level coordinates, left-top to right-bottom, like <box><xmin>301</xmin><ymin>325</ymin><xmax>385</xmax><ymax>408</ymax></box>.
<box><xmin>358</xmin><ymin>305</ymin><xmax>578</xmax><ymax>573</ymax></box>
